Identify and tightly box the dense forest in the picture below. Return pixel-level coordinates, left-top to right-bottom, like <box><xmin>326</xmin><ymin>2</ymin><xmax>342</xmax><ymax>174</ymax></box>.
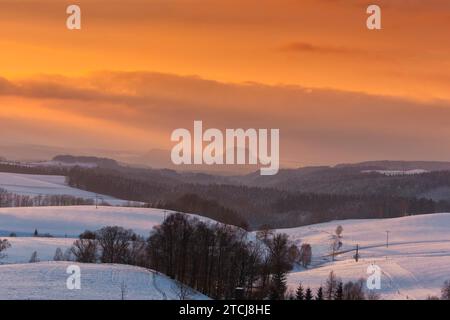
<box><xmin>2</xmin><ymin>161</ymin><xmax>450</xmax><ymax>230</ymax></box>
<box><xmin>71</xmin><ymin>213</ymin><xmax>303</xmax><ymax>299</ymax></box>
<box><xmin>69</xmin><ymin>213</ymin><xmax>387</xmax><ymax>300</ymax></box>
<box><xmin>65</xmin><ymin>167</ymin><xmax>450</xmax><ymax>229</ymax></box>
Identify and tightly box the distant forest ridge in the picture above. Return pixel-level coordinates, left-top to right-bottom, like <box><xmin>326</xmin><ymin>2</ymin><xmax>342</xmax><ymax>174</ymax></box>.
<box><xmin>2</xmin><ymin>157</ymin><xmax>450</xmax><ymax>230</ymax></box>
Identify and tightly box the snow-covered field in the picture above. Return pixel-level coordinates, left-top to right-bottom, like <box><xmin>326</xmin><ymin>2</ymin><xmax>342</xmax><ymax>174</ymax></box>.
<box><xmin>0</xmin><ymin>237</ymin><xmax>75</xmax><ymax>264</ymax></box>
<box><xmin>278</xmin><ymin>213</ymin><xmax>450</xmax><ymax>299</ymax></box>
<box><xmin>0</xmin><ymin>205</ymin><xmax>213</xmax><ymax>237</ymax></box>
<box><xmin>0</xmin><ymin>262</ymin><xmax>209</xmax><ymax>300</ymax></box>
<box><xmin>0</xmin><ymin>205</ymin><xmax>213</xmax><ymax>300</ymax></box>
<box><xmin>0</xmin><ymin>172</ymin><xmax>132</xmax><ymax>206</ymax></box>
<box><xmin>2</xmin><ymin>203</ymin><xmax>450</xmax><ymax>299</ymax></box>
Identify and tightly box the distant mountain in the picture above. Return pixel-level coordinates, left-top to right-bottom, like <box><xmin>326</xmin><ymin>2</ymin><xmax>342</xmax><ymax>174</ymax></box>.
<box><xmin>335</xmin><ymin>160</ymin><xmax>450</xmax><ymax>171</ymax></box>
<box><xmin>128</xmin><ymin>148</ymin><xmax>262</xmax><ymax>175</ymax></box>
<box><xmin>233</xmin><ymin>162</ymin><xmax>450</xmax><ymax>203</ymax></box>
<box><xmin>4</xmin><ymin>157</ymin><xmax>450</xmax><ymax>229</ymax></box>
<box><xmin>52</xmin><ymin>155</ymin><xmax>119</xmax><ymax>168</ymax></box>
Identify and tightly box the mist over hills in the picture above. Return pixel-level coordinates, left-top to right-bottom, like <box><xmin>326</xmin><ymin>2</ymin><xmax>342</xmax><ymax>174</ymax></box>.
<box><xmin>5</xmin><ymin>154</ymin><xmax>450</xmax><ymax>201</ymax></box>
<box><xmin>335</xmin><ymin>160</ymin><xmax>450</xmax><ymax>171</ymax></box>
<box><xmin>3</xmin><ymin>154</ymin><xmax>450</xmax><ymax>230</ymax></box>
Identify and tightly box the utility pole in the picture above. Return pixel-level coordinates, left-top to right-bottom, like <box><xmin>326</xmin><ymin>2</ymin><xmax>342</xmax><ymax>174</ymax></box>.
<box><xmin>386</xmin><ymin>231</ymin><xmax>390</xmax><ymax>248</ymax></box>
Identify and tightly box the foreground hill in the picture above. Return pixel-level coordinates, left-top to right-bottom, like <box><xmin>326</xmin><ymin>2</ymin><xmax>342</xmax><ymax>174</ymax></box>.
<box><xmin>0</xmin><ymin>262</ymin><xmax>209</xmax><ymax>300</ymax></box>
<box><xmin>276</xmin><ymin>213</ymin><xmax>450</xmax><ymax>299</ymax></box>
<box><xmin>2</xmin><ymin>207</ymin><xmax>450</xmax><ymax>299</ymax></box>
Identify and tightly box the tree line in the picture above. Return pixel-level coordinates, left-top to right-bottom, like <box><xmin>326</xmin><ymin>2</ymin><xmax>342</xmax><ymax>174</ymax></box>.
<box><xmin>65</xmin><ymin>167</ymin><xmax>450</xmax><ymax>229</ymax></box>
<box><xmin>0</xmin><ymin>188</ymin><xmax>95</xmax><ymax>207</ymax></box>
<box><xmin>70</xmin><ymin>213</ymin><xmax>312</xmax><ymax>299</ymax></box>
<box><xmin>3</xmin><ymin>163</ymin><xmax>450</xmax><ymax>230</ymax></box>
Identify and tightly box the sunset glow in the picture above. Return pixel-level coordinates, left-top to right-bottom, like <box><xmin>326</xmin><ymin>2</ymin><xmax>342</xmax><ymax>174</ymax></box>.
<box><xmin>1</xmin><ymin>0</ymin><xmax>450</xmax><ymax>166</ymax></box>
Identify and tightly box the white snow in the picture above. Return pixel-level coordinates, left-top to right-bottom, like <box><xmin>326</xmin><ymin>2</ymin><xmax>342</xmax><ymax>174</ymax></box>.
<box><xmin>3</xmin><ymin>203</ymin><xmax>450</xmax><ymax>299</ymax></box>
<box><xmin>0</xmin><ymin>205</ymin><xmax>213</xmax><ymax>237</ymax></box>
<box><xmin>0</xmin><ymin>172</ymin><xmax>133</xmax><ymax>206</ymax></box>
<box><xmin>0</xmin><ymin>237</ymin><xmax>75</xmax><ymax>264</ymax></box>
<box><xmin>0</xmin><ymin>261</ymin><xmax>209</xmax><ymax>300</ymax></box>
<box><xmin>362</xmin><ymin>169</ymin><xmax>428</xmax><ymax>176</ymax></box>
<box><xmin>276</xmin><ymin>213</ymin><xmax>450</xmax><ymax>300</ymax></box>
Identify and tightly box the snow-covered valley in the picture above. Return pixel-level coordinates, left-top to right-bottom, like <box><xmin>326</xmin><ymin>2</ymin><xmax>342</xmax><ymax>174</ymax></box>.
<box><xmin>1</xmin><ymin>170</ymin><xmax>450</xmax><ymax>300</ymax></box>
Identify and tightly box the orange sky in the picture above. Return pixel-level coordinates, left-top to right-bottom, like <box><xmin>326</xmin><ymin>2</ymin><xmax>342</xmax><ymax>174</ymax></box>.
<box><xmin>1</xmin><ymin>0</ymin><xmax>450</xmax><ymax>167</ymax></box>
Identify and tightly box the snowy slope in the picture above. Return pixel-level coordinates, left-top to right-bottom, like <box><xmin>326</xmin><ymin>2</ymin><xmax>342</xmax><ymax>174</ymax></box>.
<box><xmin>0</xmin><ymin>205</ymin><xmax>166</xmax><ymax>237</ymax></box>
<box><xmin>0</xmin><ymin>237</ymin><xmax>75</xmax><ymax>264</ymax></box>
<box><xmin>3</xmin><ymin>204</ymin><xmax>450</xmax><ymax>299</ymax></box>
<box><xmin>0</xmin><ymin>205</ymin><xmax>212</xmax><ymax>237</ymax></box>
<box><xmin>0</xmin><ymin>172</ymin><xmax>132</xmax><ymax>206</ymax></box>
<box><xmin>277</xmin><ymin>213</ymin><xmax>450</xmax><ymax>300</ymax></box>
<box><xmin>0</xmin><ymin>262</ymin><xmax>209</xmax><ymax>300</ymax></box>
<box><xmin>288</xmin><ymin>255</ymin><xmax>450</xmax><ymax>300</ymax></box>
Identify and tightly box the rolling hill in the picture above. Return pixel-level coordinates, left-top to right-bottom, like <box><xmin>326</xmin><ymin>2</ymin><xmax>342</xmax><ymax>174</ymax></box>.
<box><xmin>0</xmin><ymin>205</ymin><xmax>213</xmax><ymax>237</ymax></box>
<box><xmin>0</xmin><ymin>262</ymin><xmax>209</xmax><ymax>300</ymax></box>
<box><xmin>275</xmin><ymin>213</ymin><xmax>450</xmax><ymax>299</ymax></box>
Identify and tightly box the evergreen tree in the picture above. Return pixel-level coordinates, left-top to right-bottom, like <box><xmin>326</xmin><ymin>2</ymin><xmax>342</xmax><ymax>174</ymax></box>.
<box><xmin>305</xmin><ymin>287</ymin><xmax>313</xmax><ymax>301</ymax></box>
<box><xmin>315</xmin><ymin>286</ymin><xmax>324</xmax><ymax>300</ymax></box>
<box><xmin>269</xmin><ymin>272</ymin><xmax>287</xmax><ymax>300</ymax></box>
<box><xmin>34</xmin><ymin>229</ymin><xmax>39</xmax><ymax>237</ymax></box>
<box><xmin>267</xmin><ymin>233</ymin><xmax>291</xmax><ymax>300</ymax></box>
<box><xmin>296</xmin><ymin>282</ymin><xmax>304</xmax><ymax>300</ymax></box>
<box><xmin>334</xmin><ymin>282</ymin><xmax>343</xmax><ymax>300</ymax></box>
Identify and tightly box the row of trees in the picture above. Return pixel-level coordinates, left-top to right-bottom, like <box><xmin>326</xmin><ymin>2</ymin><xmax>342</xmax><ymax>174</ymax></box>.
<box><xmin>70</xmin><ymin>213</ymin><xmax>312</xmax><ymax>299</ymax></box>
<box><xmin>3</xmin><ymin>164</ymin><xmax>449</xmax><ymax>230</ymax></box>
<box><xmin>0</xmin><ymin>188</ymin><xmax>95</xmax><ymax>207</ymax></box>
<box><xmin>292</xmin><ymin>271</ymin><xmax>379</xmax><ymax>300</ymax></box>
<box><xmin>64</xmin><ymin>166</ymin><xmax>450</xmax><ymax>230</ymax></box>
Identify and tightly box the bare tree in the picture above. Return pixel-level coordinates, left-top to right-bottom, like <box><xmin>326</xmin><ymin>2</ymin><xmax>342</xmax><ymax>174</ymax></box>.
<box><xmin>0</xmin><ymin>239</ymin><xmax>11</xmax><ymax>262</ymax></box>
<box><xmin>256</xmin><ymin>225</ymin><xmax>274</xmax><ymax>243</ymax></box>
<box><xmin>343</xmin><ymin>279</ymin><xmax>366</xmax><ymax>300</ymax></box>
<box><xmin>287</xmin><ymin>244</ymin><xmax>300</xmax><ymax>266</ymax></box>
<box><xmin>125</xmin><ymin>235</ymin><xmax>147</xmax><ymax>267</ymax></box>
<box><xmin>71</xmin><ymin>239</ymin><xmax>98</xmax><ymax>263</ymax></box>
<box><xmin>335</xmin><ymin>225</ymin><xmax>343</xmax><ymax>238</ymax></box>
<box><xmin>53</xmin><ymin>247</ymin><xmax>64</xmax><ymax>261</ymax></box>
<box><xmin>63</xmin><ymin>248</ymin><xmax>73</xmax><ymax>261</ymax></box>
<box><xmin>172</xmin><ymin>281</ymin><xmax>194</xmax><ymax>300</ymax></box>
<box><xmin>96</xmin><ymin>226</ymin><xmax>134</xmax><ymax>263</ymax></box>
<box><xmin>29</xmin><ymin>251</ymin><xmax>39</xmax><ymax>263</ymax></box>
<box><xmin>330</xmin><ymin>237</ymin><xmax>342</xmax><ymax>261</ymax></box>
<box><xmin>299</xmin><ymin>243</ymin><xmax>312</xmax><ymax>268</ymax></box>
<box><xmin>441</xmin><ymin>280</ymin><xmax>450</xmax><ymax>300</ymax></box>
<box><xmin>366</xmin><ymin>290</ymin><xmax>381</xmax><ymax>300</ymax></box>
<box><xmin>325</xmin><ymin>271</ymin><xmax>339</xmax><ymax>300</ymax></box>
